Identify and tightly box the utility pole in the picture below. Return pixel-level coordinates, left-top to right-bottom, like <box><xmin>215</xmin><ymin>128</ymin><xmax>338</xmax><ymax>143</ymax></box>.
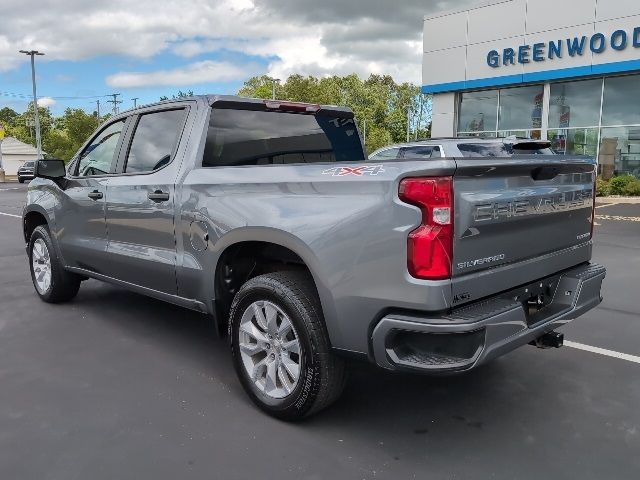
<box><xmin>406</xmin><ymin>106</ymin><xmax>412</xmax><ymax>142</ymax></box>
<box><xmin>95</xmin><ymin>99</ymin><xmax>101</xmax><ymax>120</ymax></box>
<box><xmin>131</xmin><ymin>97</ymin><xmax>139</xmax><ymax>109</ymax></box>
<box><xmin>19</xmin><ymin>50</ymin><xmax>45</xmax><ymax>159</ymax></box>
<box><xmin>107</xmin><ymin>93</ymin><xmax>122</xmax><ymax>114</ymax></box>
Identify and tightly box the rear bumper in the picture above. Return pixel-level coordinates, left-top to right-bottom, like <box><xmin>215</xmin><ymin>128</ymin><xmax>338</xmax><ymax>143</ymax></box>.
<box><xmin>371</xmin><ymin>263</ymin><xmax>606</xmax><ymax>372</ymax></box>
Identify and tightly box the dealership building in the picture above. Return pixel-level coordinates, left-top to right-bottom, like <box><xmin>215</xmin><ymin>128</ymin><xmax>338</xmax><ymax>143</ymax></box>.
<box><xmin>423</xmin><ymin>0</ymin><xmax>640</xmax><ymax>177</ymax></box>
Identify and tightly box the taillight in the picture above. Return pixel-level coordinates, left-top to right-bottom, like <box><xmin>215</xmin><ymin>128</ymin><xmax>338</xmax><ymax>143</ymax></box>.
<box><xmin>399</xmin><ymin>177</ymin><xmax>453</xmax><ymax>280</ymax></box>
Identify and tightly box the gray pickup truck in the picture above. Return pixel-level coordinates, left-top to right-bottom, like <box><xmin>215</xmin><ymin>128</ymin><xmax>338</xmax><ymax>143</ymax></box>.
<box><xmin>23</xmin><ymin>95</ymin><xmax>605</xmax><ymax>420</ymax></box>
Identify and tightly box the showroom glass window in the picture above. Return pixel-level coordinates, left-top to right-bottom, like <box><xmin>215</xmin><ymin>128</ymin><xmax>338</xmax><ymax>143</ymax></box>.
<box><xmin>458</xmin><ymin>90</ymin><xmax>498</xmax><ymax>134</ymax></box>
<box><xmin>548</xmin><ymin>128</ymin><xmax>599</xmax><ymax>156</ymax></box>
<box><xmin>498</xmin><ymin>85</ymin><xmax>544</xmax><ymax>132</ymax></box>
<box><xmin>602</xmin><ymin>75</ymin><xmax>640</xmax><ymax>126</ymax></box>
<box><xmin>547</xmin><ymin>79</ymin><xmax>602</xmax><ymax>156</ymax></box>
<box><xmin>600</xmin><ymin>126</ymin><xmax>640</xmax><ymax>177</ymax></box>
<box><xmin>549</xmin><ymin>79</ymin><xmax>601</xmax><ymax>129</ymax></box>
<box><xmin>600</xmin><ymin>74</ymin><xmax>640</xmax><ymax>177</ymax></box>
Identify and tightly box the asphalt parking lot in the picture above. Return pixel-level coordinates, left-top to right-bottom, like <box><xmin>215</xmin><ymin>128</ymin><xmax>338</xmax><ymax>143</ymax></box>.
<box><xmin>1</xmin><ymin>182</ymin><xmax>639</xmax><ymax>480</ymax></box>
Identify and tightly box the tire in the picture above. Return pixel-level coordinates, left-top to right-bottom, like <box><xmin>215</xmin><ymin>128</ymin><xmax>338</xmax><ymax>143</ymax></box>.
<box><xmin>29</xmin><ymin>225</ymin><xmax>81</xmax><ymax>303</ymax></box>
<box><xmin>18</xmin><ymin>178</ymin><xmax>24</xmax><ymax>183</ymax></box>
<box><xmin>230</xmin><ymin>271</ymin><xmax>346</xmax><ymax>420</ymax></box>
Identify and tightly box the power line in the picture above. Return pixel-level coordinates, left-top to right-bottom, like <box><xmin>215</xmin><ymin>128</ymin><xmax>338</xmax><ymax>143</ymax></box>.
<box><xmin>0</xmin><ymin>91</ymin><xmax>110</xmax><ymax>100</ymax></box>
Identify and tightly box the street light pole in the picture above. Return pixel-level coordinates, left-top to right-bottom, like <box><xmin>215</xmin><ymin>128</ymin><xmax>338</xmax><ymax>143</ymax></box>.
<box><xmin>271</xmin><ymin>78</ymin><xmax>280</xmax><ymax>100</ymax></box>
<box><xmin>19</xmin><ymin>50</ymin><xmax>45</xmax><ymax>159</ymax></box>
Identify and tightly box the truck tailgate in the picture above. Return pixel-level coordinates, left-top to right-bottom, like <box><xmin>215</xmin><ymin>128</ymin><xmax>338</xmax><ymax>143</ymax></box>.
<box><xmin>452</xmin><ymin>155</ymin><xmax>595</xmax><ymax>284</ymax></box>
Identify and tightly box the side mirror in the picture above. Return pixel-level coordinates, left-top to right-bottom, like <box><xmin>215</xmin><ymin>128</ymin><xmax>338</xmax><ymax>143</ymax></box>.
<box><xmin>35</xmin><ymin>159</ymin><xmax>66</xmax><ymax>179</ymax></box>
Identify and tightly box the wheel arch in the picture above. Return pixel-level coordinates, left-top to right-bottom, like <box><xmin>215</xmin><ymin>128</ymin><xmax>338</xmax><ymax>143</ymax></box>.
<box><xmin>211</xmin><ymin>228</ymin><xmax>336</xmax><ymax>338</ymax></box>
<box><xmin>23</xmin><ymin>206</ymin><xmax>51</xmax><ymax>243</ymax></box>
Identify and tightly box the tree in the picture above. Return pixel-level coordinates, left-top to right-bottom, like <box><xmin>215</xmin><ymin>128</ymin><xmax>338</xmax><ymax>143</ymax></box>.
<box><xmin>0</xmin><ymin>107</ymin><xmax>18</xmax><ymax>127</ymax></box>
<box><xmin>160</xmin><ymin>90</ymin><xmax>194</xmax><ymax>101</ymax></box>
<box><xmin>44</xmin><ymin>108</ymin><xmax>100</xmax><ymax>161</ymax></box>
<box><xmin>237</xmin><ymin>74</ymin><xmax>432</xmax><ymax>153</ymax></box>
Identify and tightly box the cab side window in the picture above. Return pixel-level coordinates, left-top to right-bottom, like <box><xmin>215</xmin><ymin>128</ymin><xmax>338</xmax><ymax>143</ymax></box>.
<box><xmin>124</xmin><ymin>109</ymin><xmax>186</xmax><ymax>173</ymax></box>
<box><xmin>76</xmin><ymin>120</ymin><xmax>126</xmax><ymax>177</ymax></box>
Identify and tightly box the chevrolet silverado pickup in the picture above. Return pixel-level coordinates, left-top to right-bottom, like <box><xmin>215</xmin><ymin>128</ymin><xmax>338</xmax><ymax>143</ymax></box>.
<box><xmin>23</xmin><ymin>95</ymin><xmax>605</xmax><ymax>420</ymax></box>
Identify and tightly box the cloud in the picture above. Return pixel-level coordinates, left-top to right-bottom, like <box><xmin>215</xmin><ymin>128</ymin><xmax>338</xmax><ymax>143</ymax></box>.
<box><xmin>36</xmin><ymin>97</ymin><xmax>56</xmax><ymax>107</ymax></box>
<box><xmin>1</xmin><ymin>0</ymin><xmax>483</xmax><ymax>85</ymax></box>
<box><xmin>106</xmin><ymin>60</ymin><xmax>256</xmax><ymax>88</ymax></box>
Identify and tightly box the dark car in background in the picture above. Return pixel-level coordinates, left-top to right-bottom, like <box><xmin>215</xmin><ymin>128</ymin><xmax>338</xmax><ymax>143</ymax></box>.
<box><xmin>17</xmin><ymin>161</ymin><xmax>36</xmax><ymax>183</ymax></box>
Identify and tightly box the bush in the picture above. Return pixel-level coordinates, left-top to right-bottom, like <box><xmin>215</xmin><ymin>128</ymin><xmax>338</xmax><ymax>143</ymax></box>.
<box><xmin>622</xmin><ymin>178</ymin><xmax>640</xmax><ymax>196</ymax></box>
<box><xmin>608</xmin><ymin>175</ymin><xmax>637</xmax><ymax>195</ymax></box>
<box><xmin>595</xmin><ymin>177</ymin><xmax>610</xmax><ymax>197</ymax></box>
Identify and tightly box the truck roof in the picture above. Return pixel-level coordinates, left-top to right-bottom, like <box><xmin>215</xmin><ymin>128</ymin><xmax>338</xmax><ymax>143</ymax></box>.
<box><xmin>121</xmin><ymin>94</ymin><xmax>354</xmax><ymax>116</ymax></box>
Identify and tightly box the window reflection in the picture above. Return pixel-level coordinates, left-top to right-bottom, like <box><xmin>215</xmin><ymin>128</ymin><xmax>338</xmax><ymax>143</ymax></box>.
<box><xmin>602</xmin><ymin>76</ymin><xmax>640</xmax><ymax>127</ymax></box>
<box><xmin>548</xmin><ymin>128</ymin><xmax>598</xmax><ymax>156</ymax></box>
<box><xmin>458</xmin><ymin>90</ymin><xmax>498</xmax><ymax>133</ymax></box>
<box><xmin>498</xmin><ymin>85</ymin><xmax>544</xmax><ymax>131</ymax></box>
<box><xmin>549</xmin><ymin>79</ymin><xmax>601</xmax><ymax>128</ymax></box>
<box><xmin>601</xmin><ymin>127</ymin><xmax>640</xmax><ymax>177</ymax></box>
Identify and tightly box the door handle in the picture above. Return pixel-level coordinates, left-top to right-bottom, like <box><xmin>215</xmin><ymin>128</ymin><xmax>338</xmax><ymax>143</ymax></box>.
<box><xmin>87</xmin><ymin>190</ymin><xmax>103</xmax><ymax>200</ymax></box>
<box><xmin>148</xmin><ymin>190</ymin><xmax>170</xmax><ymax>202</ymax></box>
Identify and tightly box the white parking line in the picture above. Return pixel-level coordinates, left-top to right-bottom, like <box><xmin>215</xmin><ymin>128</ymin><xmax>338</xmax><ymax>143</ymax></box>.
<box><xmin>595</xmin><ymin>202</ymin><xmax>620</xmax><ymax>209</ymax></box>
<box><xmin>565</xmin><ymin>341</ymin><xmax>640</xmax><ymax>365</ymax></box>
<box><xmin>0</xmin><ymin>211</ymin><xmax>20</xmax><ymax>219</ymax></box>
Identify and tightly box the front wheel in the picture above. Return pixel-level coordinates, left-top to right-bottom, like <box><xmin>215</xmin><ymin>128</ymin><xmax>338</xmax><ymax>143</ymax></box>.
<box><xmin>230</xmin><ymin>271</ymin><xmax>346</xmax><ymax>420</ymax></box>
<box><xmin>18</xmin><ymin>178</ymin><xmax>24</xmax><ymax>183</ymax></box>
<box><xmin>29</xmin><ymin>225</ymin><xmax>81</xmax><ymax>303</ymax></box>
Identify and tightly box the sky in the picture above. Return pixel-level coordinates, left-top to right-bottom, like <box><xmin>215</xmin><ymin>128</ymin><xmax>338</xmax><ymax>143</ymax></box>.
<box><xmin>0</xmin><ymin>0</ymin><xmax>479</xmax><ymax>116</ymax></box>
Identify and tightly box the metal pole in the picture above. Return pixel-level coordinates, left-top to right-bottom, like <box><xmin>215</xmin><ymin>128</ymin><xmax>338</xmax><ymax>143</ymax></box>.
<box><xmin>271</xmin><ymin>78</ymin><xmax>280</xmax><ymax>100</ymax></box>
<box><xmin>20</xmin><ymin>51</ymin><xmax>45</xmax><ymax>159</ymax></box>
<box><xmin>416</xmin><ymin>95</ymin><xmax>424</xmax><ymax>141</ymax></box>
<box><xmin>96</xmin><ymin>99</ymin><xmax>100</xmax><ymax>120</ymax></box>
<box><xmin>0</xmin><ymin>138</ymin><xmax>4</xmax><ymax>181</ymax></box>
<box><xmin>363</xmin><ymin>119</ymin><xmax>367</xmax><ymax>145</ymax></box>
<box><xmin>406</xmin><ymin>106</ymin><xmax>412</xmax><ymax>142</ymax></box>
<box><xmin>132</xmin><ymin>97</ymin><xmax>139</xmax><ymax>108</ymax></box>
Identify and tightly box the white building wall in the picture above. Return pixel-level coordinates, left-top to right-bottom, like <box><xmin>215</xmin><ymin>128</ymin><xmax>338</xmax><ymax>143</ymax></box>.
<box><xmin>1</xmin><ymin>154</ymin><xmax>33</xmax><ymax>176</ymax></box>
<box><xmin>431</xmin><ymin>93</ymin><xmax>457</xmax><ymax>137</ymax></box>
<box><xmin>424</xmin><ymin>0</ymin><xmax>640</xmax><ymax>136</ymax></box>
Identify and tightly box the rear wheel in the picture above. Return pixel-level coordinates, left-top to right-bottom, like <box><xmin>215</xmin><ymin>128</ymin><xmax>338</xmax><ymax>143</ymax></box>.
<box><xmin>29</xmin><ymin>225</ymin><xmax>81</xmax><ymax>303</ymax></box>
<box><xmin>230</xmin><ymin>271</ymin><xmax>346</xmax><ymax>420</ymax></box>
<box><xmin>18</xmin><ymin>178</ymin><xmax>24</xmax><ymax>183</ymax></box>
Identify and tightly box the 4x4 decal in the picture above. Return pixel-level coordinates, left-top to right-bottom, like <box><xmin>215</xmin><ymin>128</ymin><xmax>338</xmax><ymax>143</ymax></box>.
<box><xmin>322</xmin><ymin>165</ymin><xmax>385</xmax><ymax>177</ymax></box>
